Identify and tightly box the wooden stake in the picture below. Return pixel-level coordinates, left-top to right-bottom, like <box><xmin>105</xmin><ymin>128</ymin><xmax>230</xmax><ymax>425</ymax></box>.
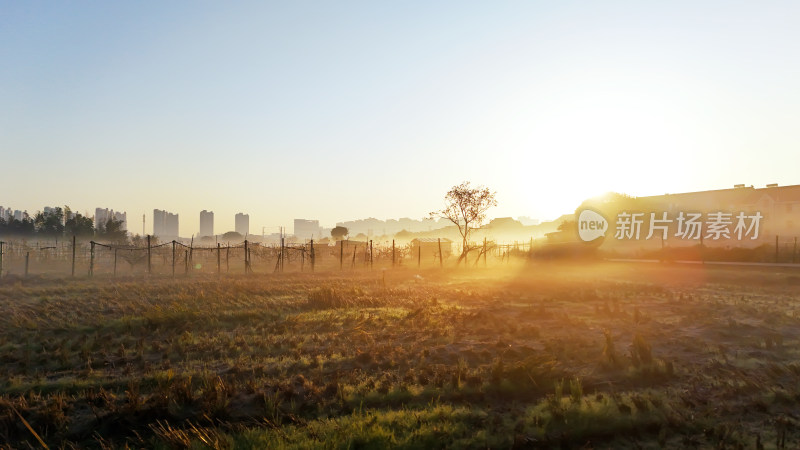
<box><xmin>71</xmin><ymin>235</ymin><xmax>75</xmax><ymax>277</ymax></box>
<box><xmin>89</xmin><ymin>242</ymin><xmax>95</xmax><ymax>277</ymax></box>
<box><xmin>438</xmin><ymin>238</ymin><xmax>443</xmax><ymax>268</ymax></box>
<box><xmin>172</xmin><ymin>240</ymin><xmax>176</xmax><ymax>277</ymax></box>
<box><xmin>217</xmin><ymin>243</ymin><xmax>221</xmax><ymax>275</ymax></box>
<box><xmin>147</xmin><ymin>235</ymin><xmax>151</xmax><ymax>274</ymax></box>
<box><xmin>25</xmin><ymin>251</ymin><xmax>30</xmax><ymax>278</ymax></box>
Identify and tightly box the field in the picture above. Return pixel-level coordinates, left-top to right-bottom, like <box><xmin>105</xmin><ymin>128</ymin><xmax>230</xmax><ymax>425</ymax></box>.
<box><xmin>1</xmin><ymin>261</ymin><xmax>800</xmax><ymax>448</ymax></box>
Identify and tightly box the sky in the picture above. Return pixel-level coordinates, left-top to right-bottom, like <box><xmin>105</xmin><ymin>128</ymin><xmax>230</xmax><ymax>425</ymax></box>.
<box><xmin>2</xmin><ymin>1</ymin><xmax>799</xmax><ymax>237</ymax></box>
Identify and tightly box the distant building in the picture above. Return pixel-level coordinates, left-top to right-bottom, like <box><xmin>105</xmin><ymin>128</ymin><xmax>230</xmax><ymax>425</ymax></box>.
<box><xmin>153</xmin><ymin>209</ymin><xmax>166</xmax><ymax>236</ymax></box>
<box><xmin>200</xmin><ymin>210</ymin><xmax>214</xmax><ymax>237</ymax></box>
<box><xmin>153</xmin><ymin>209</ymin><xmax>179</xmax><ymax>237</ymax></box>
<box><xmin>235</xmin><ymin>213</ymin><xmax>249</xmax><ymax>236</ymax></box>
<box><xmin>166</xmin><ymin>212</ymin><xmax>179</xmax><ymax>237</ymax></box>
<box><xmin>114</xmin><ymin>211</ymin><xmax>127</xmax><ymax>230</ymax></box>
<box><xmin>95</xmin><ymin>208</ymin><xmax>127</xmax><ymax>231</ymax></box>
<box><xmin>14</xmin><ymin>210</ymin><xmax>24</xmax><ymax>221</ymax></box>
<box><xmin>95</xmin><ymin>208</ymin><xmax>110</xmax><ymax>230</ymax></box>
<box><xmin>294</xmin><ymin>219</ymin><xmax>322</xmax><ymax>240</ymax></box>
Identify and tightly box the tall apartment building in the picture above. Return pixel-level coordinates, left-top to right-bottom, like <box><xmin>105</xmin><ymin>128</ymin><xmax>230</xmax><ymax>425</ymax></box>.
<box><xmin>199</xmin><ymin>210</ymin><xmax>214</xmax><ymax>237</ymax></box>
<box><xmin>235</xmin><ymin>213</ymin><xmax>249</xmax><ymax>236</ymax></box>
<box><xmin>294</xmin><ymin>219</ymin><xmax>323</xmax><ymax>240</ymax></box>
<box><xmin>95</xmin><ymin>208</ymin><xmax>127</xmax><ymax>231</ymax></box>
<box><xmin>153</xmin><ymin>209</ymin><xmax>179</xmax><ymax>237</ymax></box>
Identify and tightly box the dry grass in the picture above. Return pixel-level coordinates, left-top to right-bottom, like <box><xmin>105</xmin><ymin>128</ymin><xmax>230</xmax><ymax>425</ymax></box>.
<box><xmin>0</xmin><ymin>261</ymin><xmax>799</xmax><ymax>447</ymax></box>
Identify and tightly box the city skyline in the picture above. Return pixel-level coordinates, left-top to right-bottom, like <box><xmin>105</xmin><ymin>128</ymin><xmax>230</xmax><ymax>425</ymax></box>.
<box><xmin>3</xmin><ymin>2</ymin><xmax>800</xmax><ymax>235</ymax></box>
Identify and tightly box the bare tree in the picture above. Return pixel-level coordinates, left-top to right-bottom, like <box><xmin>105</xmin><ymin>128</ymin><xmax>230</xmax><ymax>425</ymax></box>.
<box><xmin>430</xmin><ymin>181</ymin><xmax>497</xmax><ymax>266</ymax></box>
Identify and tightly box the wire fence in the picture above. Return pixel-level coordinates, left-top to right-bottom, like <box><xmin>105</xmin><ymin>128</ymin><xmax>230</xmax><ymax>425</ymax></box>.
<box><xmin>0</xmin><ymin>237</ymin><xmax>532</xmax><ymax>279</ymax></box>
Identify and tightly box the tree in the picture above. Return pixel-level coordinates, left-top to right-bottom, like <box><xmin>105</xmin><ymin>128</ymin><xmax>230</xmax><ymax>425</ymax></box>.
<box><xmin>34</xmin><ymin>207</ymin><xmax>65</xmax><ymax>237</ymax></box>
<box><xmin>331</xmin><ymin>226</ymin><xmax>349</xmax><ymax>241</ymax></box>
<box><xmin>65</xmin><ymin>212</ymin><xmax>94</xmax><ymax>237</ymax></box>
<box><xmin>222</xmin><ymin>231</ymin><xmax>244</xmax><ymax>242</ymax></box>
<box><xmin>430</xmin><ymin>181</ymin><xmax>497</xmax><ymax>265</ymax></box>
<box><xmin>97</xmin><ymin>218</ymin><xmax>128</xmax><ymax>244</ymax></box>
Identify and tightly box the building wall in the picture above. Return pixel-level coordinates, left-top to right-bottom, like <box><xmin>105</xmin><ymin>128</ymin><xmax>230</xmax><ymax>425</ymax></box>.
<box><xmin>294</xmin><ymin>219</ymin><xmax>322</xmax><ymax>240</ymax></box>
<box><xmin>200</xmin><ymin>210</ymin><xmax>214</xmax><ymax>237</ymax></box>
<box><xmin>235</xmin><ymin>213</ymin><xmax>249</xmax><ymax>236</ymax></box>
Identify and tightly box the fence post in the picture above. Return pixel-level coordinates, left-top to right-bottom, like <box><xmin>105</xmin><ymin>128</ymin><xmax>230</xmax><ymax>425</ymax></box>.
<box><xmin>438</xmin><ymin>238</ymin><xmax>443</xmax><ymax>268</ymax></box>
<box><xmin>226</xmin><ymin>245</ymin><xmax>230</xmax><ymax>272</ymax></box>
<box><xmin>370</xmin><ymin>240</ymin><xmax>373</xmax><ymax>269</ymax></box>
<box><xmin>310</xmin><ymin>239</ymin><xmax>315</xmax><ymax>272</ymax></box>
<box><xmin>0</xmin><ymin>241</ymin><xmax>4</xmax><ymax>279</ymax></box>
<box><xmin>71</xmin><ymin>235</ymin><xmax>76</xmax><ymax>277</ymax></box>
<box><xmin>217</xmin><ymin>243</ymin><xmax>221</xmax><ymax>275</ymax></box>
<box><xmin>244</xmin><ymin>240</ymin><xmax>249</xmax><ymax>274</ymax></box>
<box><xmin>89</xmin><ymin>241</ymin><xmax>95</xmax><ymax>277</ymax></box>
<box><xmin>147</xmin><ymin>235</ymin><xmax>152</xmax><ymax>274</ymax></box>
<box><xmin>114</xmin><ymin>248</ymin><xmax>118</xmax><ymax>277</ymax></box>
<box><xmin>172</xmin><ymin>240</ymin><xmax>176</xmax><ymax>278</ymax></box>
<box><xmin>340</xmin><ymin>240</ymin><xmax>344</xmax><ymax>270</ymax></box>
<box><xmin>392</xmin><ymin>239</ymin><xmax>395</xmax><ymax>268</ymax></box>
<box><xmin>25</xmin><ymin>251</ymin><xmax>30</xmax><ymax>278</ymax></box>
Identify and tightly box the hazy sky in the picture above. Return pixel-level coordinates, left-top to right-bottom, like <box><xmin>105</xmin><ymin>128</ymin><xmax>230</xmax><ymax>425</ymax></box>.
<box><xmin>2</xmin><ymin>1</ymin><xmax>799</xmax><ymax>236</ymax></box>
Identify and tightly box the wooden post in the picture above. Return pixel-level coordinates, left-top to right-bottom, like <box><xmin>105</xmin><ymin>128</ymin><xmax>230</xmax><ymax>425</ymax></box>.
<box><xmin>217</xmin><ymin>243</ymin><xmax>221</xmax><ymax>275</ymax></box>
<box><xmin>281</xmin><ymin>237</ymin><xmax>285</xmax><ymax>273</ymax></box>
<box><xmin>392</xmin><ymin>239</ymin><xmax>395</xmax><ymax>268</ymax></box>
<box><xmin>71</xmin><ymin>235</ymin><xmax>76</xmax><ymax>277</ymax></box>
<box><xmin>301</xmin><ymin>244</ymin><xmax>305</xmax><ymax>272</ymax></box>
<box><xmin>310</xmin><ymin>239</ymin><xmax>315</xmax><ymax>272</ymax></box>
<box><xmin>172</xmin><ymin>240</ymin><xmax>176</xmax><ymax>277</ymax></box>
<box><xmin>147</xmin><ymin>235</ymin><xmax>151</xmax><ymax>274</ymax></box>
<box><xmin>114</xmin><ymin>248</ymin><xmax>118</xmax><ymax>277</ymax></box>
<box><xmin>340</xmin><ymin>240</ymin><xmax>344</xmax><ymax>270</ymax></box>
<box><xmin>25</xmin><ymin>251</ymin><xmax>30</xmax><ymax>277</ymax></box>
<box><xmin>226</xmin><ymin>244</ymin><xmax>230</xmax><ymax>272</ymax></box>
<box><xmin>438</xmin><ymin>238</ymin><xmax>443</xmax><ymax>268</ymax></box>
<box><xmin>244</xmin><ymin>240</ymin><xmax>249</xmax><ymax>274</ymax></box>
<box><xmin>89</xmin><ymin>241</ymin><xmax>95</xmax><ymax>277</ymax></box>
<box><xmin>369</xmin><ymin>240</ymin><xmax>373</xmax><ymax>269</ymax></box>
<box><xmin>352</xmin><ymin>246</ymin><xmax>357</xmax><ymax>268</ymax></box>
<box><xmin>185</xmin><ymin>250</ymin><xmax>189</xmax><ymax>275</ymax></box>
<box><xmin>0</xmin><ymin>241</ymin><xmax>4</xmax><ymax>279</ymax></box>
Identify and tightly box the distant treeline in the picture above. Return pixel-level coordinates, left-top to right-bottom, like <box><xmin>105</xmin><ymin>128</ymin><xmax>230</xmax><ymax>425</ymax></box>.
<box><xmin>0</xmin><ymin>206</ymin><xmax>127</xmax><ymax>243</ymax></box>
